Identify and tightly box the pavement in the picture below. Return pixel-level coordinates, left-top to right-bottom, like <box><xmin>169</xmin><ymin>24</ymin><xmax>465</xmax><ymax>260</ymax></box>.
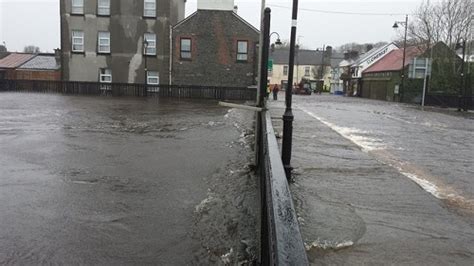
<box><xmin>269</xmin><ymin>93</ymin><xmax>474</xmax><ymax>265</ymax></box>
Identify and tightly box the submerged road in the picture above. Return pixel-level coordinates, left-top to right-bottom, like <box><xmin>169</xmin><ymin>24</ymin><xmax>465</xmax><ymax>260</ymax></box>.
<box><xmin>0</xmin><ymin>93</ymin><xmax>258</xmax><ymax>264</ymax></box>
<box><xmin>270</xmin><ymin>94</ymin><xmax>474</xmax><ymax>265</ymax></box>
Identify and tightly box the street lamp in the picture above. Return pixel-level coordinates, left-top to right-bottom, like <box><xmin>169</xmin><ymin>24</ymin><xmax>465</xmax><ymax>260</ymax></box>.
<box><xmin>282</xmin><ymin>0</ymin><xmax>299</xmax><ymax>180</ymax></box>
<box><xmin>269</xmin><ymin>32</ymin><xmax>282</xmax><ymax>53</ymax></box>
<box><xmin>393</xmin><ymin>15</ymin><xmax>408</xmax><ymax>102</ymax></box>
<box><xmin>270</xmin><ymin>32</ymin><xmax>282</xmax><ymax>46</ymax></box>
<box><xmin>456</xmin><ymin>39</ymin><xmax>467</xmax><ymax>111</ymax></box>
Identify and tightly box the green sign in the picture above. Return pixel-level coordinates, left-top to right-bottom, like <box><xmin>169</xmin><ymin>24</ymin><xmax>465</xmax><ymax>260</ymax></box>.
<box><xmin>268</xmin><ymin>59</ymin><xmax>273</xmax><ymax>71</ymax></box>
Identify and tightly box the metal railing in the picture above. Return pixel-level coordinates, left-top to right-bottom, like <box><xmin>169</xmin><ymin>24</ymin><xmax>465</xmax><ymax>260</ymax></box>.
<box><xmin>259</xmin><ymin>110</ymin><xmax>308</xmax><ymax>265</ymax></box>
<box><xmin>0</xmin><ymin>79</ymin><xmax>257</xmax><ymax>101</ymax></box>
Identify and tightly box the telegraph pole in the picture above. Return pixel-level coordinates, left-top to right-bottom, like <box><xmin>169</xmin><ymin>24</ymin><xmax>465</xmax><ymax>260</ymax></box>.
<box><xmin>282</xmin><ymin>0</ymin><xmax>299</xmax><ymax>180</ymax></box>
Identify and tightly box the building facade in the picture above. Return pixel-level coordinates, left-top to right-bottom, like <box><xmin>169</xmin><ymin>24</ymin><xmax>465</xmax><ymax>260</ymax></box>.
<box><xmin>269</xmin><ymin>47</ymin><xmax>333</xmax><ymax>89</ymax></box>
<box><xmin>171</xmin><ymin>0</ymin><xmax>259</xmax><ymax>87</ymax></box>
<box><xmin>362</xmin><ymin>46</ymin><xmax>424</xmax><ymax>102</ymax></box>
<box><xmin>60</xmin><ymin>0</ymin><xmax>186</xmax><ymax>84</ymax></box>
<box><xmin>349</xmin><ymin>43</ymin><xmax>398</xmax><ymax>96</ymax></box>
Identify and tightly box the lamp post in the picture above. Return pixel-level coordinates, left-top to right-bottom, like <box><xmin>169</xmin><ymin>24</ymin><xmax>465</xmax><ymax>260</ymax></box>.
<box><xmin>456</xmin><ymin>39</ymin><xmax>467</xmax><ymax>111</ymax></box>
<box><xmin>282</xmin><ymin>0</ymin><xmax>299</xmax><ymax>180</ymax></box>
<box><xmin>393</xmin><ymin>15</ymin><xmax>408</xmax><ymax>102</ymax></box>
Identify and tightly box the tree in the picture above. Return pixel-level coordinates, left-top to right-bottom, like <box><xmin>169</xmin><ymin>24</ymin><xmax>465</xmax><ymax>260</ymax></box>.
<box><xmin>409</xmin><ymin>0</ymin><xmax>473</xmax><ymax>49</ymax></box>
<box><xmin>23</xmin><ymin>45</ymin><xmax>41</xmax><ymax>53</ymax></box>
<box><xmin>0</xmin><ymin>45</ymin><xmax>6</xmax><ymax>53</ymax></box>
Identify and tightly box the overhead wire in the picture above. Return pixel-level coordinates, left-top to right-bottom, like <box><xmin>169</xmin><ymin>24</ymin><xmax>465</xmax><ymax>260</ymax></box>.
<box><xmin>268</xmin><ymin>3</ymin><xmax>411</xmax><ymax>16</ymax></box>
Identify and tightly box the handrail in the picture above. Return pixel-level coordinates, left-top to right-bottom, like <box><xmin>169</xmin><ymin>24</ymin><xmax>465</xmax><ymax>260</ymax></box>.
<box><xmin>260</xmin><ymin>110</ymin><xmax>308</xmax><ymax>265</ymax></box>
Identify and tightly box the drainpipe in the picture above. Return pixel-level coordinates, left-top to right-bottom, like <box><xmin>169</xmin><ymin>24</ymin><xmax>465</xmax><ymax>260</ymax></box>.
<box><xmin>169</xmin><ymin>24</ymin><xmax>173</xmax><ymax>86</ymax></box>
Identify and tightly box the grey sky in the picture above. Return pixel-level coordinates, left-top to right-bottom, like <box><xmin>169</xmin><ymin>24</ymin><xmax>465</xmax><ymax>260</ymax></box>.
<box><xmin>0</xmin><ymin>0</ymin><xmax>426</xmax><ymax>53</ymax></box>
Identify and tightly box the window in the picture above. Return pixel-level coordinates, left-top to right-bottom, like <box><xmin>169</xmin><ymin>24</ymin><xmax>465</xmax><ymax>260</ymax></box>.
<box><xmin>100</xmin><ymin>69</ymin><xmax>112</xmax><ymax>83</ymax></box>
<box><xmin>72</xmin><ymin>30</ymin><xmax>84</xmax><ymax>52</ymax></box>
<box><xmin>144</xmin><ymin>0</ymin><xmax>156</xmax><ymax>17</ymax></box>
<box><xmin>98</xmin><ymin>31</ymin><xmax>110</xmax><ymax>53</ymax></box>
<box><xmin>98</xmin><ymin>0</ymin><xmax>110</xmax><ymax>16</ymax></box>
<box><xmin>180</xmin><ymin>38</ymin><xmax>191</xmax><ymax>59</ymax></box>
<box><xmin>237</xmin><ymin>41</ymin><xmax>248</xmax><ymax>61</ymax></box>
<box><xmin>147</xmin><ymin>71</ymin><xmax>159</xmax><ymax>85</ymax></box>
<box><xmin>305</xmin><ymin>66</ymin><xmax>310</xmax><ymax>76</ymax></box>
<box><xmin>71</xmin><ymin>0</ymin><xmax>84</xmax><ymax>14</ymax></box>
<box><xmin>144</xmin><ymin>33</ymin><xmax>156</xmax><ymax>55</ymax></box>
<box><xmin>283</xmin><ymin>65</ymin><xmax>289</xmax><ymax>76</ymax></box>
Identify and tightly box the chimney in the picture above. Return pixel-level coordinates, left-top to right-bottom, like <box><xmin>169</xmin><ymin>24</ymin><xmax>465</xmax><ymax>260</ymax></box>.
<box><xmin>233</xmin><ymin>5</ymin><xmax>238</xmax><ymax>13</ymax></box>
<box><xmin>197</xmin><ymin>0</ymin><xmax>235</xmax><ymax>11</ymax></box>
<box><xmin>54</xmin><ymin>48</ymin><xmax>61</xmax><ymax>68</ymax></box>
<box><xmin>325</xmin><ymin>46</ymin><xmax>333</xmax><ymax>65</ymax></box>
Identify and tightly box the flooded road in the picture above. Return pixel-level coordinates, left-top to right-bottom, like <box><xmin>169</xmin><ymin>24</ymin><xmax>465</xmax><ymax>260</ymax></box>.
<box><xmin>0</xmin><ymin>93</ymin><xmax>258</xmax><ymax>264</ymax></box>
<box><xmin>269</xmin><ymin>94</ymin><xmax>474</xmax><ymax>265</ymax></box>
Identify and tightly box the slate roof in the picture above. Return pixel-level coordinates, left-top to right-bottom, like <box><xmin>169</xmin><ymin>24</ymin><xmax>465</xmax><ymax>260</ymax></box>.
<box><xmin>0</xmin><ymin>53</ymin><xmax>35</xmax><ymax>69</ymax></box>
<box><xmin>270</xmin><ymin>49</ymin><xmax>323</xmax><ymax>65</ymax></box>
<box><xmin>18</xmin><ymin>55</ymin><xmax>59</xmax><ymax>70</ymax></box>
<box><xmin>363</xmin><ymin>46</ymin><xmax>425</xmax><ymax>73</ymax></box>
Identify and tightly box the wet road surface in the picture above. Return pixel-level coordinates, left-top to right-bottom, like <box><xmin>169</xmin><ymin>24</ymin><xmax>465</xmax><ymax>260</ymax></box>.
<box><xmin>0</xmin><ymin>93</ymin><xmax>258</xmax><ymax>264</ymax></box>
<box><xmin>269</xmin><ymin>94</ymin><xmax>474</xmax><ymax>265</ymax></box>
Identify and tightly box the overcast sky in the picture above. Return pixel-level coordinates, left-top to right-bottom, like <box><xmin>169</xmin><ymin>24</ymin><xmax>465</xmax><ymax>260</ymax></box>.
<box><xmin>0</xmin><ymin>0</ymin><xmax>427</xmax><ymax>53</ymax></box>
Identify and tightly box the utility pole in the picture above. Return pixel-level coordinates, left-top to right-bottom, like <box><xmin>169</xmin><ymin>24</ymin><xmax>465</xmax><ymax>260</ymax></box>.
<box><xmin>457</xmin><ymin>39</ymin><xmax>466</xmax><ymax>111</ymax></box>
<box><xmin>282</xmin><ymin>0</ymin><xmax>299</xmax><ymax>180</ymax></box>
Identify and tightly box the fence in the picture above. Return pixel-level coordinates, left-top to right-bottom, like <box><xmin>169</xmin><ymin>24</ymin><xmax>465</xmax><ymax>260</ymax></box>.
<box><xmin>258</xmin><ymin>110</ymin><xmax>308</xmax><ymax>265</ymax></box>
<box><xmin>424</xmin><ymin>94</ymin><xmax>474</xmax><ymax>110</ymax></box>
<box><xmin>0</xmin><ymin>79</ymin><xmax>257</xmax><ymax>101</ymax></box>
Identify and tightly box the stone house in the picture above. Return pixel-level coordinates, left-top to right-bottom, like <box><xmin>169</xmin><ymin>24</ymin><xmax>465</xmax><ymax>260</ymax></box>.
<box><xmin>171</xmin><ymin>0</ymin><xmax>259</xmax><ymax>87</ymax></box>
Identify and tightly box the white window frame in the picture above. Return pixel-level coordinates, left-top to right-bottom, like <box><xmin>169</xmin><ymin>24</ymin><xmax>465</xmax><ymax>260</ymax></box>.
<box><xmin>98</xmin><ymin>31</ymin><xmax>111</xmax><ymax>53</ymax></box>
<box><xmin>283</xmin><ymin>65</ymin><xmax>289</xmax><ymax>76</ymax></box>
<box><xmin>147</xmin><ymin>71</ymin><xmax>159</xmax><ymax>85</ymax></box>
<box><xmin>180</xmin><ymin>38</ymin><xmax>192</xmax><ymax>59</ymax></box>
<box><xmin>144</xmin><ymin>33</ymin><xmax>157</xmax><ymax>55</ymax></box>
<box><xmin>237</xmin><ymin>40</ymin><xmax>249</xmax><ymax>61</ymax></box>
<box><xmin>72</xmin><ymin>30</ymin><xmax>84</xmax><ymax>53</ymax></box>
<box><xmin>71</xmin><ymin>0</ymin><xmax>84</xmax><ymax>15</ymax></box>
<box><xmin>98</xmin><ymin>0</ymin><xmax>110</xmax><ymax>16</ymax></box>
<box><xmin>305</xmin><ymin>66</ymin><xmax>311</xmax><ymax>77</ymax></box>
<box><xmin>144</xmin><ymin>0</ymin><xmax>156</xmax><ymax>17</ymax></box>
<box><xmin>100</xmin><ymin>68</ymin><xmax>112</xmax><ymax>83</ymax></box>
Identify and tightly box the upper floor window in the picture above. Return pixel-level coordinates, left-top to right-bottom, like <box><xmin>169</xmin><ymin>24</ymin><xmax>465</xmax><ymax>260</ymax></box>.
<box><xmin>100</xmin><ymin>68</ymin><xmax>112</xmax><ymax>83</ymax></box>
<box><xmin>71</xmin><ymin>0</ymin><xmax>84</xmax><ymax>15</ymax></box>
<box><xmin>147</xmin><ymin>71</ymin><xmax>159</xmax><ymax>85</ymax></box>
<box><xmin>237</xmin><ymin>41</ymin><xmax>248</xmax><ymax>62</ymax></box>
<box><xmin>180</xmin><ymin>38</ymin><xmax>192</xmax><ymax>60</ymax></box>
<box><xmin>144</xmin><ymin>0</ymin><xmax>156</xmax><ymax>17</ymax></box>
<box><xmin>72</xmin><ymin>30</ymin><xmax>84</xmax><ymax>52</ymax></box>
<box><xmin>98</xmin><ymin>0</ymin><xmax>110</xmax><ymax>16</ymax></box>
<box><xmin>305</xmin><ymin>66</ymin><xmax>311</xmax><ymax>76</ymax></box>
<box><xmin>144</xmin><ymin>33</ymin><xmax>157</xmax><ymax>55</ymax></box>
<box><xmin>283</xmin><ymin>65</ymin><xmax>289</xmax><ymax>76</ymax></box>
<box><xmin>98</xmin><ymin>31</ymin><xmax>110</xmax><ymax>53</ymax></box>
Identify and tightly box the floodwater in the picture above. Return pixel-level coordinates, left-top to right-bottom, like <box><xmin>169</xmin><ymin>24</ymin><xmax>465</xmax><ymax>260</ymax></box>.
<box><xmin>270</xmin><ymin>94</ymin><xmax>474</xmax><ymax>265</ymax></box>
<box><xmin>0</xmin><ymin>93</ymin><xmax>258</xmax><ymax>264</ymax></box>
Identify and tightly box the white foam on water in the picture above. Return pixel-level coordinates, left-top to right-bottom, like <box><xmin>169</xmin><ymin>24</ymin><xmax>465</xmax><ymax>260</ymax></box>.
<box><xmin>306</xmin><ymin>239</ymin><xmax>354</xmax><ymax>251</ymax></box>
<box><xmin>298</xmin><ymin>106</ymin><xmax>386</xmax><ymax>152</ymax></box>
<box><xmin>297</xmin><ymin>106</ymin><xmax>444</xmax><ymax>200</ymax></box>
